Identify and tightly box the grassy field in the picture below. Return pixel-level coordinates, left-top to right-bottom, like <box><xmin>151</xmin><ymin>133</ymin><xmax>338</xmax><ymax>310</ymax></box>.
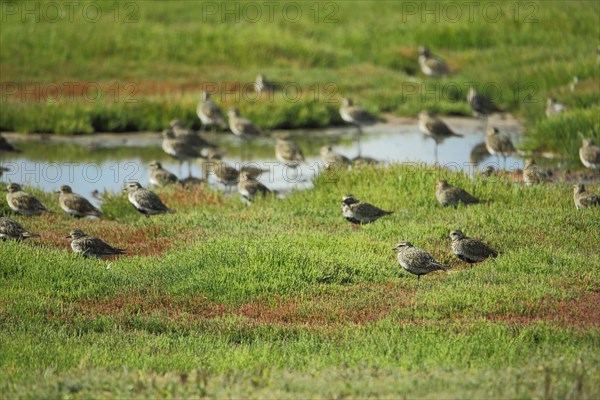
<box><xmin>1</xmin><ymin>165</ymin><xmax>599</xmax><ymax>397</ymax></box>
<box><xmin>1</xmin><ymin>1</ymin><xmax>599</xmax><ymax>159</ymax></box>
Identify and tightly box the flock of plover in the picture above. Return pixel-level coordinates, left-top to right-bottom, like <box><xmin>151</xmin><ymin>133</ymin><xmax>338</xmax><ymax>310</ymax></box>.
<box><xmin>1</xmin><ymin>50</ymin><xmax>599</xmax><ymax>280</ymax></box>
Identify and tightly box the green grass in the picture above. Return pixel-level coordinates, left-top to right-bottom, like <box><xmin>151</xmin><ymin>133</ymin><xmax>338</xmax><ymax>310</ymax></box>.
<box><xmin>1</xmin><ymin>1</ymin><xmax>599</xmax><ymax>162</ymax></box>
<box><xmin>1</xmin><ymin>164</ymin><xmax>599</xmax><ymax>397</ymax></box>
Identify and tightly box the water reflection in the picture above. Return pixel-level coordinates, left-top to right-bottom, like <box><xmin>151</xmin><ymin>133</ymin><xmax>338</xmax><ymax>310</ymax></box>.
<box><xmin>1</xmin><ymin>116</ymin><xmax>526</xmax><ymax>203</ymax></box>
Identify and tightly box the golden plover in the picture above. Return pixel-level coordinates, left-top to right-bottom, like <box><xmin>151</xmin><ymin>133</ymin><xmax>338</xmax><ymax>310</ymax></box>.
<box><xmin>579</xmin><ymin>139</ymin><xmax>600</xmax><ymax>170</ymax></box>
<box><xmin>435</xmin><ymin>180</ymin><xmax>482</xmax><ymax>207</ymax></box>
<box><xmin>275</xmin><ymin>137</ymin><xmax>305</xmax><ymax>168</ymax></box>
<box><xmin>65</xmin><ymin>229</ymin><xmax>125</xmax><ymax>259</ymax></box>
<box><xmin>168</xmin><ymin>119</ymin><xmax>217</xmax><ymax>150</ymax></box>
<box><xmin>392</xmin><ymin>241</ymin><xmax>450</xmax><ymax>284</ymax></box>
<box><xmin>57</xmin><ymin>185</ymin><xmax>101</xmax><ymax>218</ymax></box>
<box><xmin>6</xmin><ymin>183</ymin><xmax>51</xmax><ymax>216</ymax></box>
<box><xmin>125</xmin><ymin>182</ymin><xmax>175</xmax><ymax>217</ymax></box>
<box><xmin>448</xmin><ymin>230</ymin><xmax>498</xmax><ymax>263</ymax></box>
<box><xmin>237</xmin><ymin>170</ymin><xmax>272</xmax><ymax>203</ymax></box>
<box><xmin>339</xmin><ymin>97</ymin><xmax>384</xmax><ymax>157</ymax></box>
<box><xmin>523</xmin><ymin>159</ymin><xmax>546</xmax><ymax>186</ymax></box>
<box><xmin>321</xmin><ymin>146</ymin><xmax>351</xmax><ymax>169</ymax></box>
<box><xmin>340</xmin><ymin>194</ymin><xmax>392</xmax><ymax>225</ymax></box>
<box><xmin>197</xmin><ymin>91</ymin><xmax>227</xmax><ymax>132</ymax></box>
<box><xmin>227</xmin><ymin>108</ymin><xmax>265</xmax><ymax>137</ymax></box>
<box><xmin>162</xmin><ymin>129</ymin><xmax>207</xmax><ymax>177</ymax></box>
<box><xmin>339</xmin><ymin>97</ymin><xmax>382</xmax><ymax>132</ymax></box>
<box><xmin>418</xmin><ymin>111</ymin><xmax>463</xmax><ymax>162</ymax></box>
<box><xmin>148</xmin><ymin>161</ymin><xmax>179</xmax><ymax>187</ymax></box>
<box><xmin>545</xmin><ymin>98</ymin><xmax>568</xmax><ymax>117</ymax></box>
<box><xmin>486</xmin><ymin>127</ymin><xmax>516</xmax><ymax>168</ymax></box>
<box><xmin>255</xmin><ymin>74</ymin><xmax>281</xmax><ymax>94</ymax></box>
<box><xmin>573</xmin><ymin>184</ymin><xmax>600</xmax><ymax>209</ymax></box>
<box><xmin>467</xmin><ymin>88</ymin><xmax>502</xmax><ymax>117</ymax></box>
<box><xmin>418</xmin><ymin>46</ymin><xmax>449</xmax><ymax>77</ymax></box>
<box><xmin>0</xmin><ymin>217</ymin><xmax>40</xmax><ymax>241</ymax></box>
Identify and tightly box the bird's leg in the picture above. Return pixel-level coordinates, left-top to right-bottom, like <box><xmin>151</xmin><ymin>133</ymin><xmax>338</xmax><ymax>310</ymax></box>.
<box><xmin>434</xmin><ymin>141</ymin><xmax>439</xmax><ymax>165</ymax></box>
<box><xmin>178</xmin><ymin>161</ymin><xmax>183</xmax><ymax>177</ymax></box>
<box><xmin>356</xmin><ymin>129</ymin><xmax>362</xmax><ymax>158</ymax></box>
<box><xmin>188</xmin><ymin>160</ymin><xmax>193</xmax><ymax>178</ymax></box>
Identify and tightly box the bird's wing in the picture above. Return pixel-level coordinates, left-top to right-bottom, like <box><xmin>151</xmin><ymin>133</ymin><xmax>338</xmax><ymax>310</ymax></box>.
<box><xmin>581</xmin><ymin>193</ymin><xmax>600</xmax><ymax>208</ymax></box>
<box><xmin>348</xmin><ymin>106</ymin><xmax>378</xmax><ymax>123</ymax></box>
<box><xmin>63</xmin><ymin>195</ymin><xmax>100</xmax><ymax>214</ymax></box>
<box><xmin>426</xmin><ymin>118</ymin><xmax>459</xmax><ymax>137</ymax></box>
<box><xmin>352</xmin><ymin>202</ymin><xmax>392</xmax><ymax>217</ymax></box>
<box><xmin>15</xmin><ymin>194</ymin><xmax>48</xmax><ymax>212</ymax></box>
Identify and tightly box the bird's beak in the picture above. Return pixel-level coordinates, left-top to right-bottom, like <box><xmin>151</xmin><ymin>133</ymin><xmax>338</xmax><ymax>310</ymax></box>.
<box><xmin>391</xmin><ymin>247</ymin><xmax>398</xmax><ymax>251</ymax></box>
<box><xmin>64</xmin><ymin>235</ymin><xmax>71</xmax><ymax>239</ymax></box>
<box><xmin>122</xmin><ymin>188</ymin><xmax>127</xmax><ymax>192</ymax></box>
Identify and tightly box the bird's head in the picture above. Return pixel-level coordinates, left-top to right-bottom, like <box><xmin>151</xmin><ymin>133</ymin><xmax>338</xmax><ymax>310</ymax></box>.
<box><xmin>65</xmin><ymin>229</ymin><xmax>86</xmax><ymax>239</ymax></box>
<box><xmin>341</xmin><ymin>194</ymin><xmax>358</xmax><ymax>205</ymax></box>
<box><xmin>124</xmin><ymin>182</ymin><xmax>142</xmax><ymax>192</ymax></box>
<box><xmin>57</xmin><ymin>185</ymin><xmax>73</xmax><ymax>194</ymax></box>
<box><xmin>448</xmin><ymin>230</ymin><xmax>466</xmax><ymax>241</ymax></box>
<box><xmin>6</xmin><ymin>182</ymin><xmax>21</xmax><ymax>193</ymax></box>
<box><xmin>574</xmin><ymin>183</ymin><xmax>585</xmax><ymax>194</ymax></box>
<box><xmin>392</xmin><ymin>242</ymin><xmax>413</xmax><ymax>251</ymax></box>
<box><xmin>148</xmin><ymin>161</ymin><xmax>162</xmax><ymax>170</ymax></box>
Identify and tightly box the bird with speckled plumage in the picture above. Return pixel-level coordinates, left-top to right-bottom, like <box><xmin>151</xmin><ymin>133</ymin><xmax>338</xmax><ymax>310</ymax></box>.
<box><xmin>449</xmin><ymin>230</ymin><xmax>498</xmax><ymax>263</ymax></box>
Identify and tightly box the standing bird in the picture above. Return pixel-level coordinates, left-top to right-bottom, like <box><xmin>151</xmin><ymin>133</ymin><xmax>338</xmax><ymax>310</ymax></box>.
<box><xmin>573</xmin><ymin>184</ymin><xmax>600</xmax><ymax>209</ymax></box>
<box><xmin>579</xmin><ymin>139</ymin><xmax>600</xmax><ymax>170</ymax></box>
<box><xmin>57</xmin><ymin>185</ymin><xmax>102</xmax><ymax>218</ymax></box>
<box><xmin>320</xmin><ymin>146</ymin><xmax>351</xmax><ymax>169</ymax></box>
<box><xmin>448</xmin><ymin>230</ymin><xmax>498</xmax><ymax>263</ymax></box>
<box><xmin>523</xmin><ymin>159</ymin><xmax>546</xmax><ymax>186</ymax></box>
<box><xmin>162</xmin><ymin>129</ymin><xmax>206</xmax><ymax>177</ymax></box>
<box><xmin>5</xmin><ymin>183</ymin><xmax>51</xmax><ymax>216</ymax></box>
<box><xmin>168</xmin><ymin>119</ymin><xmax>217</xmax><ymax>151</ymax></box>
<box><xmin>125</xmin><ymin>182</ymin><xmax>175</xmax><ymax>217</ymax></box>
<box><xmin>392</xmin><ymin>242</ymin><xmax>450</xmax><ymax>284</ymax></box>
<box><xmin>545</xmin><ymin>98</ymin><xmax>568</xmax><ymax>117</ymax></box>
<box><xmin>418</xmin><ymin>111</ymin><xmax>463</xmax><ymax>163</ymax></box>
<box><xmin>418</xmin><ymin>46</ymin><xmax>449</xmax><ymax>77</ymax></box>
<box><xmin>65</xmin><ymin>229</ymin><xmax>125</xmax><ymax>259</ymax></box>
<box><xmin>467</xmin><ymin>88</ymin><xmax>503</xmax><ymax>117</ymax></box>
<box><xmin>197</xmin><ymin>91</ymin><xmax>227</xmax><ymax>132</ymax></box>
<box><xmin>339</xmin><ymin>97</ymin><xmax>381</xmax><ymax>131</ymax></box>
<box><xmin>339</xmin><ymin>97</ymin><xmax>383</xmax><ymax>157</ymax></box>
<box><xmin>227</xmin><ymin>108</ymin><xmax>265</xmax><ymax>138</ymax></box>
<box><xmin>486</xmin><ymin>127</ymin><xmax>516</xmax><ymax>169</ymax></box>
<box><xmin>340</xmin><ymin>194</ymin><xmax>392</xmax><ymax>225</ymax></box>
<box><xmin>435</xmin><ymin>180</ymin><xmax>482</xmax><ymax>207</ymax></box>
<box><xmin>205</xmin><ymin>153</ymin><xmax>266</xmax><ymax>190</ymax></box>
<box><xmin>275</xmin><ymin>137</ymin><xmax>305</xmax><ymax>168</ymax></box>
<box><xmin>148</xmin><ymin>161</ymin><xmax>179</xmax><ymax>187</ymax></box>
<box><xmin>237</xmin><ymin>170</ymin><xmax>272</xmax><ymax>203</ymax></box>
<box><xmin>255</xmin><ymin>74</ymin><xmax>281</xmax><ymax>94</ymax></box>
<box><xmin>0</xmin><ymin>217</ymin><xmax>40</xmax><ymax>241</ymax></box>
